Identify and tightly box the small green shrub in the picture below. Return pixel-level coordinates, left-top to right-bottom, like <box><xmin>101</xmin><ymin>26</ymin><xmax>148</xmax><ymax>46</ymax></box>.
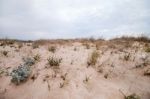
<box><xmin>23</xmin><ymin>57</ymin><xmax>35</xmax><ymax>66</ymax></box>
<box><xmin>32</xmin><ymin>44</ymin><xmax>39</xmax><ymax>49</ymax></box>
<box><xmin>124</xmin><ymin>53</ymin><xmax>130</xmax><ymax>61</ymax></box>
<box><xmin>10</xmin><ymin>57</ymin><xmax>35</xmax><ymax>85</ymax></box>
<box><xmin>87</xmin><ymin>50</ymin><xmax>99</xmax><ymax>66</ymax></box>
<box><xmin>1</xmin><ymin>50</ymin><xmax>8</xmax><ymax>56</ymax></box>
<box><xmin>145</xmin><ymin>47</ymin><xmax>150</xmax><ymax>53</ymax></box>
<box><xmin>33</xmin><ymin>54</ymin><xmax>40</xmax><ymax>62</ymax></box>
<box><xmin>48</xmin><ymin>46</ymin><xmax>56</xmax><ymax>53</ymax></box>
<box><xmin>144</xmin><ymin>68</ymin><xmax>150</xmax><ymax>76</ymax></box>
<box><xmin>83</xmin><ymin>43</ymin><xmax>90</xmax><ymax>49</ymax></box>
<box><xmin>10</xmin><ymin>64</ymin><xmax>31</xmax><ymax>85</ymax></box>
<box><xmin>18</xmin><ymin>43</ymin><xmax>23</xmax><ymax>48</ymax></box>
<box><xmin>125</xmin><ymin>93</ymin><xmax>140</xmax><ymax>99</ymax></box>
<box><xmin>47</xmin><ymin>56</ymin><xmax>62</xmax><ymax>67</ymax></box>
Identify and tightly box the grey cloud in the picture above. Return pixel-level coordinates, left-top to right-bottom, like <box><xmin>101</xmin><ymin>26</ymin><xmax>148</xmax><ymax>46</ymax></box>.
<box><xmin>0</xmin><ymin>0</ymin><xmax>150</xmax><ymax>40</ymax></box>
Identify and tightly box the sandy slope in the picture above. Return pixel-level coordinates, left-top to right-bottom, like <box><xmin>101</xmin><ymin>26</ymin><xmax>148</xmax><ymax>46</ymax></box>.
<box><xmin>0</xmin><ymin>40</ymin><xmax>150</xmax><ymax>99</ymax></box>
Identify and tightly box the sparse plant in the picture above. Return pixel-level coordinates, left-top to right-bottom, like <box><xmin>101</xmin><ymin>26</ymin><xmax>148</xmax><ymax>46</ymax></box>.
<box><xmin>87</xmin><ymin>50</ymin><xmax>99</xmax><ymax>66</ymax></box>
<box><xmin>23</xmin><ymin>57</ymin><xmax>35</xmax><ymax>66</ymax></box>
<box><xmin>104</xmin><ymin>73</ymin><xmax>108</xmax><ymax>79</ymax></box>
<box><xmin>60</xmin><ymin>82</ymin><xmax>65</xmax><ymax>88</ymax></box>
<box><xmin>59</xmin><ymin>80</ymin><xmax>69</xmax><ymax>88</ymax></box>
<box><xmin>144</xmin><ymin>68</ymin><xmax>150</xmax><ymax>76</ymax></box>
<box><xmin>96</xmin><ymin>44</ymin><xmax>100</xmax><ymax>50</ymax></box>
<box><xmin>83</xmin><ymin>76</ymin><xmax>90</xmax><ymax>83</ymax></box>
<box><xmin>0</xmin><ymin>68</ymin><xmax>4</xmax><ymax>77</ymax></box>
<box><xmin>32</xmin><ymin>43</ymin><xmax>39</xmax><ymax>49</ymax></box>
<box><xmin>74</xmin><ymin>47</ymin><xmax>77</xmax><ymax>51</ymax></box>
<box><xmin>145</xmin><ymin>47</ymin><xmax>150</xmax><ymax>53</ymax></box>
<box><xmin>124</xmin><ymin>53</ymin><xmax>130</xmax><ymax>61</ymax></box>
<box><xmin>1</xmin><ymin>50</ymin><xmax>8</xmax><ymax>56</ymax></box>
<box><xmin>10</xmin><ymin>57</ymin><xmax>35</xmax><ymax>85</ymax></box>
<box><xmin>61</xmin><ymin>73</ymin><xmax>67</xmax><ymax>81</ymax></box>
<box><xmin>48</xmin><ymin>46</ymin><xmax>56</xmax><ymax>53</ymax></box>
<box><xmin>119</xmin><ymin>90</ymin><xmax>140</xmax><ymax>99</ymax></box>
<box><xmin>83</xmin><ymin>43</ymin><xmax>90</xmax><ymax>49</ymax></box>
<box><xmin>125</xmin><ymin>93</ymin><xmax>140</xmax><ymax>99</ymax></box>
<box><xmin>18</xmin><ymin>43</ymin><xmax>23</xmax><ymax>49</ymax></box>
<box><xmin>10</xmin><ymin>64</ymin><xmax>31</xmax><ymax>85</ymax></box>
<box><xmin>47</xmin><ymin>56</ymin><xmax>62</xmax><ymax>67</ymax></box>
<box><xmin>33</xmin><ymin>54</ymin><xmax>40</xmax><ymax>62</ymax></box>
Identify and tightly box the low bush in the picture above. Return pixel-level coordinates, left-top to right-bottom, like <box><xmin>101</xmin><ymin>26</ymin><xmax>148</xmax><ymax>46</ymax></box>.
<box><xmin>1</xmin><ymin>50</ymin><xmax>8</xmax><ymax>56</ymax></box>
<box><xmin>87</xmin><ymin>50</ymin><xmax>99</xmax><ymax>66</ymax></box>
<box><xmin>10</xmin><ymin>57</ymin><xmax>35</xmax><ymax>85</ymax></box>
<box><xmin>47</xmin><ymin>56</ymin><xmax>62</xmax><ymax>67</ymax></box>
<box><xmin>48</xmin><ymin>46</ymin><xmax>56</xmax><ymax>53</ymax></box>
<box><xmin>10</xmin><ymin>64</ymin><xmax>31</xmax><ymax>85</ymax></box>
<box><xmin>125</xmin><ymin>93</ymin><xmax>140</xmax><ymax>99</ymax></box>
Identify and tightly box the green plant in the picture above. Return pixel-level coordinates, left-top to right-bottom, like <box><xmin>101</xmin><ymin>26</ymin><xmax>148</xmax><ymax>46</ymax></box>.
<box><xmin>33</xmin><ymin>54</ymin><xmax>40</xmax><ymax>62</ymax></box>
<box><xmin>23</xmin><ymin>57</ymin><xmax>35</xmax><ymax>66</ymax></box>
<box><xmin>32</xmin><ymin>43</ymin><xmax>39</xmax><ymax>49</ymax></box>
<box><xmin>104</xmin><ymin>73</ymin><xmax>108</xmax><ymax>79</ymax></box>
<box><xmin>124</xmin><ymin>53</ymin><xmax>130</xmax><ymax>61</ymax></box>
<box><xmin>83</xmin><ymin>76</ymin><xmax>90</xmax><ymax>83</ymax></box>
<box><xmin>61</xmin><ymin>73</ymin><xmax>67</xmax><ymax>81</ymax></box>
<box><xmin>48</xmin><ymin>46</ymin><xmax>56</xmax><ymax>53</ymax></box>
<box><xmin>10</xmin><ymin>64</ymin><xmax>31</xmax><ymax>85</ymax></box>
<box><xmin>18</xmin><ymin>43</ymin><xmax>23</xmax><ymax>49</ymax></box>
<box><xmin>144</xmin><ymin>68</ymin><xmax>150</xmax><ymax>76</ymax></box>
<box><xmin>59</xmin><ymin>80</ymin><xmax>69</xmax><ymax>88</ymax></box>
<box><xmin>83</xmin><ymin>43</ymin><xmax>90</xmax><ymax>49</ymax></box>
<box><xmin>125</xmin><ymin>93</ymin><xmax>140</xmax><ymax>99</ymax></box>
<box><xmin>47</xmin><ymin>56</ymin><xmax>62</xmax><ymax>67</ymax></box>
<box><xmin>10</xmin><ymin>57</ymin><xmax>35</xmax><ymax>85</ymax></box>
<box><xmin>87</xmin><ymin>50</ymin><xmax>99</xmax><ymax>66</ymax></box>
<box><xmin>1</xmin><ymin>50</ymin><xmax>8</xmax><ymax>56</ymax></box>
<box><xmin>145</xmin><ymin>47</ymin><xmax>150</xmax><ymax>53</ymax></box>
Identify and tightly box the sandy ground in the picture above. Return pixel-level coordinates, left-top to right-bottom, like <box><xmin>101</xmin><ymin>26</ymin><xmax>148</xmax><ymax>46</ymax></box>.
<box><xmin>0</xmin><ymin>40</ymin><xmax>150</xmax><ymax>99</ymax></box>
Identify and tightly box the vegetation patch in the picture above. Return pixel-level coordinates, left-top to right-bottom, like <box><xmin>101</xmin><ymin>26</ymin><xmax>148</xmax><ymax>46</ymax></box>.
<box><xmin>87</xmin><ymin>50</ymin><xmax>99</xmax><ymax>66</ymax></box>
<box><xmin>48</xmin><ymin>46</ymin><xmax>56</xmax><ymax>53</ymax></box>
<box><xmin>10</xmin><ymin>58</ymin><xmax>35</xmax><ymax>85</ymax></box>
<box><xmin>47</xmin><ymin>56</ymin><xmax>62</xmax><ymax>67</ymax></box>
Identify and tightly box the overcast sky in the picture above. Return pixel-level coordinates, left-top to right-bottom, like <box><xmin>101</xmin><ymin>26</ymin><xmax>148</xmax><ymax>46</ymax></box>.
<box><xmin>0</xmin><ymin>0</ymin><xmax>150</xmax><ymax>40</ymax></box>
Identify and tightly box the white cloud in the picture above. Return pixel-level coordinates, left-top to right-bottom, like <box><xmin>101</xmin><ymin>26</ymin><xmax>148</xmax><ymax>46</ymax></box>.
<box><xmin>0</xmin><ymin>0</ymin><xmax>150</xmax><ymax>40</ymax></box>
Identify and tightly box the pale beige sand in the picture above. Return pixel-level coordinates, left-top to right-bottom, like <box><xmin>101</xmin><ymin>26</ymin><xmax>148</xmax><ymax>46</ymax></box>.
<box><xmin>0</xmin><ymin>40</ymin><xmax>150</xmax><ymax>99</ymax></box>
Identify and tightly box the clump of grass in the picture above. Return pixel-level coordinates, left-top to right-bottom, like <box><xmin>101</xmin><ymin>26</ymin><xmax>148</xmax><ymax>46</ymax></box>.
<box><xmin>145</xmin><ymin>47</ymin><xmax>150</xmax><ymax>53</ymax></box>
<box><xmin>47</xmin><ymin>56</ymin><xmax>62</xmax><ymax>67</ymax></box>
<box><xmin>23</xmin><ymin>57</ymin><xmax>35</xmax><ymax>66</ymax></box>
<box><xmin>1</xmin><ymin>50</ymin><xmax>8</xmax><ymax>56</ymax></box>
<box><xmin>48</xmin><ymin>46</ymin><xmax>56</xmax><ymax>53</ymax></box>
<box><xmin>83</xmin><ymin>76</ymin><xmax>90</xmax><ymax>83</ymax></box>
<box><xmin>18</xmin><ymin>43</ymin><xmax>23</xmax><ymax>49</ymax></box>
<box><xmin>87</xmin><ymin>50</ymin><xmax>99</xmax><ymax>66</ymax></box>
<box><xmin>119</xmin><ymin>90</ymin><xmax>140</xmax><ymax>99</ymax></box>
<box><xmin>125</xmin><ymin>93</ymin><xmax>140</xmax><ymax>99</ymax></box>
<box><xmin>74</xmin><ymin>47</ymin><xmax>77</xmax><ymax>51</ymax></box>
<box><xmin>32</xmin><ymin>43</ymin><xmax>39</xmax><ymax>49</ymax></box>
<box><xmin>104</xmin><ymin>73</ymin><xmax>108</xmax><ymax>79</ymax></box>
<box><xmin>83</xmin><ymin>43</ymin><xmax>90</xmax><ymax>49</ymax></box>
<box><xmin>59</xmin><ymin>80</ymin><xmax>69</xmax><ymax>88</ymax></box>
<box><xmin>61</xmin><ymin>73</ymin><xmax>68</xmax><ymax>81</ymax></box>
<box><xmin>144</xmin><ymin>68</ymin><xmax>150</xmax><ymax>76</ymax></box>
<box><xmin>33</xmin><ymin>54</ymin><xmax>40</xmax><ymax>62</ymax></box>
<box><xmin>124</xmin><ymin>53</ymin><xmax>131</xmax><ymax>61</ymax></box>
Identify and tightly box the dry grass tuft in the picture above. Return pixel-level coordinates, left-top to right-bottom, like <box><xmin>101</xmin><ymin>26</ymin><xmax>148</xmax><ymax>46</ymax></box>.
<box><xmin>87</xmin><ymin>50</ymin><xmax>99</xmax><ymax>66</ymax></box>
<box><xmin>33</xmin><ymin>54</ymin><xmax>41</xmax><ymax>62</ymax></box>
<box><xmin>1</xmin><ymin>50</ymin><xmax>8</xmax><ymax>56</ymax></box>
<box><xmin>47</xmin><ymin>56</ymin><xmax>62</xmax><ymax>67</ymax></box>
<box><xmin>48</xmin><ymin>46</ymin><xmax>56</xmax><ymax>53</ymax></box>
